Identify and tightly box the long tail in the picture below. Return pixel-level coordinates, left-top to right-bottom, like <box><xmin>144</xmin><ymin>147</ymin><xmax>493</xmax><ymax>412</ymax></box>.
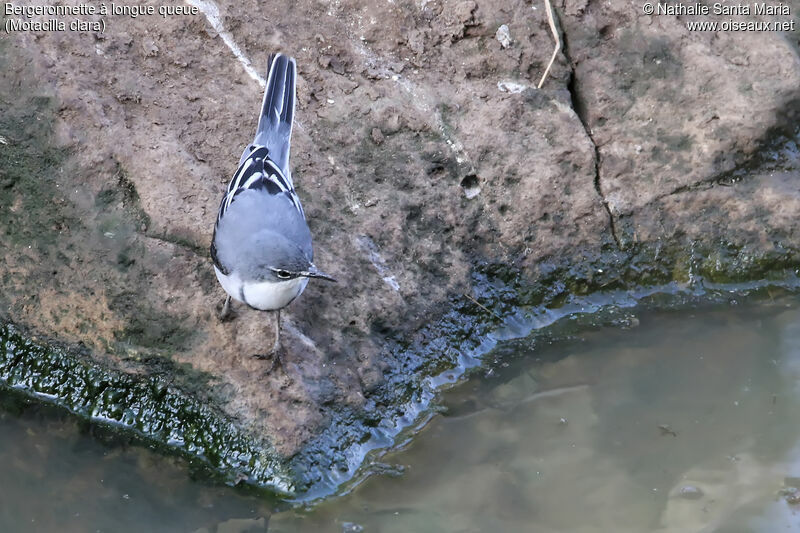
<box><xmin>254</xmin><ymin>53</ymin><xmax>296</xmax><ymax>174</ymax></box>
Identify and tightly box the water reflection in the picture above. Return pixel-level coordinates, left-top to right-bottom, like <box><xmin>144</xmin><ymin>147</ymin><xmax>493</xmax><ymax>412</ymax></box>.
<box><xmin>2</xmin><ymin>298</ymin><xmax>800</xmax><ymax>532</ymax></box>
<box><xmin>273</xmin><ymin>299</ymin><xmax>800</xmax><ymax>532</ymax></box>
<box><xmin>0</xmin><ymin>397</ymin><xmax>271</xmax><ymax>532</ymax></box>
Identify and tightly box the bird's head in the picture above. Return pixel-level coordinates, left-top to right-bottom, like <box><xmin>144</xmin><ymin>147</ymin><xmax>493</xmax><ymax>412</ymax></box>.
<box><xmin>268</xmin><ymin>263</ymin><xmax>337</xmax><ymax>283</ymax></box>
<box><xmin>257</xmin><ymin>234</ymin><xmax>336</xmax><ymax>284</ymax></box>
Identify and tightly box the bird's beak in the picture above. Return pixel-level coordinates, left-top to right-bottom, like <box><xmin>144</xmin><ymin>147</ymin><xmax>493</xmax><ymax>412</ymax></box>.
<box><xmin>303</xmin><ymin>265</ymin><xmax>337</xmax><ymax>282</ymax></box>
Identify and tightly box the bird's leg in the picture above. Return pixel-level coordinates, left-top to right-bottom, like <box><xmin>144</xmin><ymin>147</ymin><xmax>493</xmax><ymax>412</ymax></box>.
<box><xmin>219</xmin><ymin>295</ymin><xmax>232</xmax><ymax>320</ymax></box>
<box><xmin>274</xmin><ymin>309</ymin><xmax>282</xmax><ymax>350</ymax></box>
<box><xmin>256</xmin><ymin>309</ymin><xmax>283</xmax><ymax>372</ymax></box>
<box><xmin>218</xmin><ymin>295</ymin><xmax>232</xmax><ymax>321</ymax></box>
<box><xmin>271</xmin><ymin>309</ymin><xmax>282</xmax><ymax>366</ymax></box>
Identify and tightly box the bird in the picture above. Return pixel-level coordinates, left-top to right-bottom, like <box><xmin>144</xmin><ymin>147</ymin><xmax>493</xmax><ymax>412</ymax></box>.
<box><xmin>210</xmin><ymin>53</ymin><xmax>335</xmax><ymax>364</ymax></box>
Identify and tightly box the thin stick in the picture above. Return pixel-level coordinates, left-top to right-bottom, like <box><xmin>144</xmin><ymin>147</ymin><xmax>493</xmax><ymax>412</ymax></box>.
<box><xmin>463</xmin><ymin>293</ymin><xmax>503</xmax><ymax>320</ymax></box>
<box><xmin>538</xmin><ymin>0</ymin><xmax>561</xmax><ymax>88</ymax></box>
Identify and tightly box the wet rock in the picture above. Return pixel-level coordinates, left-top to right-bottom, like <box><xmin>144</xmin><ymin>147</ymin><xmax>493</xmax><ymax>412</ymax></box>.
<box><xmin>460</xmin><ymin>174</ymin><xmax>481</xmax><ymax>199</ymax></box>
<box><xmin>193</xmin><ymin>517</ymin><xmax>268</xmax><ymax>533</ymax></box>
<box><xmin>1</xmin><ymin>0</ymin><xmax>800</xmax><ymax>499</ymax></box>
<box><xmin>781</xmin><ymin>486</ymin><xmax>800</xmax><ymax>505</ymax></box>
<box><xmin>658</xmin><ymin>424</ymin><xmax>678</xmax><ymax>437</ymax></box>
<box><xmin>677</xmin><ymin>485</ymin><xmax>704</xmax><ymax>500</ymax></box>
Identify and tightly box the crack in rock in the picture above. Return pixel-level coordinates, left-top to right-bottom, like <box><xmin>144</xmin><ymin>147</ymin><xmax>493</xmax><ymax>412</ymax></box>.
<box><xmin>647</xmin><ymin>113</ymin><xmax>800</xmax><ymax>205</ymax></box>
<box><xmin>558</xmin><ymin>19</ymin><xmax>623</xmax><ymax>250</ymax></box>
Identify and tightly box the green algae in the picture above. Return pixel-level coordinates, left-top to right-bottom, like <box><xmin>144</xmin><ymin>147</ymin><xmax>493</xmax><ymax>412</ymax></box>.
<box><xmin>0</xmin><ymin>95</ymin><xmax>77</xmax><ymax>251</ymax></box>
<box><xmin>0</xmin><ymin>323</ymin><xmax>294</xmax><ymax>497</ymax></box>
<box><xmin>95</xmin><ymin>166</ymin><xmax>152</xmax><ymax>233</ymax></box>
<box><xmin>107</xmin><ymin>290</ymin><xmax>195</xmax><ymax>352</ymax></box>
<box><xmin>280</xmin><ymin>235</ymin><xmax>800</xmax><ymax>501</ymax></box>
<box><xmin>2</xmin><ymin>147</ymin><xmax>799</xmax><ymax>504</ymax></box>
<box><xmin>0</xmin><ymin>43</ymin><xmax>297</xmax><ymax>500</ymax></box>
<box><xmin>2</xmin><ymin>90</ymin><xmax>799</xmax><ymax>504</ymax></box>
<box><xmin>2</xmin><ymin>31</ymin><xmax>800</xmax><ymax>507</ymax></box>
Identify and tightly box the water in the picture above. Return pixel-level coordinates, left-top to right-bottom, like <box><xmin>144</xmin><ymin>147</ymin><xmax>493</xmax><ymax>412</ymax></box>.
<box><xmin>0</xmin><ymin>399</ymin><xmax>272</xmax><ymax>532</ymax></box>
<box><xmin>3</xmin><ymin>297</ymin><xmax>800</xmax><ymax>532</ymax></box>
<box><xmin>273</xmin><ymin>298</ymin><xmax>800</xmax><ymax>532</ymax></box>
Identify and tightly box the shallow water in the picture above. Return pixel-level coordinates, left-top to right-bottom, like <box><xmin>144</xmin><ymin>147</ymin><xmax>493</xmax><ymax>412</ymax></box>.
<box><xmin>274</xmin><ymin>298</ymin><xmax>800</xmax><ymax>532</ymax></box>
<box><xmin>3</xmin><ymin>297</ymin><xmax>800</xmax><ymax>532</ymax></box>
<box><xmin>0</xmin><ymin>399</ymin><xmax>272</xmax><ymax>532</ymax></box>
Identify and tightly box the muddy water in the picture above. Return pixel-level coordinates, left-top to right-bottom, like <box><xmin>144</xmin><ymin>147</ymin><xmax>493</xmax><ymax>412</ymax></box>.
<box><xmin>274</xmin><ymin>298</ymin><xmax>800</xmax><ymax>532</ymax></box>
<box><xmin>2</xmin><ymin>297</ymin><xmax>800</xmax><ymax>532</ymax></box>
<box><xmin>0</xmin><ymin>400</ymin><xmax>272</xmax><ymax>532</ymax></box>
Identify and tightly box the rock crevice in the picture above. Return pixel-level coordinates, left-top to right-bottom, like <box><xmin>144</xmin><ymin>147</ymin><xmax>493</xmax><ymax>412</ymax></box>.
<box><xmin>558</xmin><ymin>9</ymin><xmax>623</xmax><ymax>250</ymax></box>
<box><xmin>1</xmin><ymin>0</ymin><xmax>799</xmax><ymax>499</ymax></box>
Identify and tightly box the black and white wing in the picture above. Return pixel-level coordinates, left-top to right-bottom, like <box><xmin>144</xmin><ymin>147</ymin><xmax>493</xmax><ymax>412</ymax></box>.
<box><xmin>215</xmin><ymin>147</ymin><xmax>304</xmax><ymax>224</ymax></box>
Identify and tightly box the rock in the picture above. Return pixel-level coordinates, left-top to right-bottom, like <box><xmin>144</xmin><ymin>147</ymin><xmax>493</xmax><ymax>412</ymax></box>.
<box><xmin>497</xmin><ymin>81</ymin><xmax>529</xmax><ymax>94</ymax></box>
<box><xmin>781</xmin><ymin>487</ymin><xmax>800</xmax><ymax>505</ymax></box>
<box><xmin>141</xmin><ymin>38</ymin><xmax>159</xmax><ymax>57</ymax></box>
<box><xmin>1</xmin><ymin>0</ymin><xmax>799</xmax><ymax>499</ymax></box>
<box><xmin>495</xmin><ymin>24</ymin><xmax>512</xmax><ymax>48</ymax></box>
<box><xmin>370</xmin><ymin>127</ymin><xmax>385</xmax><ymax>145</ymax></box>
<box><xmin>460</xmin><ymin>174</ymin><xmax>482</xmax><ymax>199</ymax></box>
<box><xmin>677</xmin><ymin>485</ymin><xmax>704</xmax><ymax>500</ymax></box>
<box><xmin>559</xmin><ymin>5</ymin><xmax>800</xmax><ymax>250</ymax></box>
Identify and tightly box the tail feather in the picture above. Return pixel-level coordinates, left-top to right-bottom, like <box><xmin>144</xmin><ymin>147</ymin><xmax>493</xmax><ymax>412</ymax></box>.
<box><xmin>254</xmin><ymin>53</ymin><xmax>296</xmax><ymax>174</ymax></box>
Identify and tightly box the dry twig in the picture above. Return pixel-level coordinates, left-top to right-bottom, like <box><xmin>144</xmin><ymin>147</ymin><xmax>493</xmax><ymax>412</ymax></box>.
<box><xmin>463</xmin><ymin>293</ymin><xmax>503</xmax><ymax>320</ymax></box>
<box><xmin>538</xmin><ymin>0</ymin><xmax>561</xmax><ymax>88</ymax></box>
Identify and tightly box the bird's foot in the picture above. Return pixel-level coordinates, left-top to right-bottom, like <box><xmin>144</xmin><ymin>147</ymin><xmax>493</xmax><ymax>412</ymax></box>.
<box><xmin>253</xmin><ymin>348</ymin><xmax>283</xmax><ymax>373</ymax></box>
<box><xmin>251</xmin><ymin>309</ymin><xmax>283</xmax><ymax>373</ymax></box>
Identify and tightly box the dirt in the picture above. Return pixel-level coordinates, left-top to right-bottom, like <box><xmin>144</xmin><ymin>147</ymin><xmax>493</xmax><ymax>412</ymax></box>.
<box><xmin>1</xmin><ymin>0</ymin><xmax>799</xmax><ymax>497</ymax></box>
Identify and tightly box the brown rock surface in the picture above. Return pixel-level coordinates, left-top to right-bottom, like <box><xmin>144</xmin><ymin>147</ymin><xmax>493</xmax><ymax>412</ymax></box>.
<box><xmin>1</xmin><ymin>0</ymin><xmax>799</xmax><ymax>495</ymax></box>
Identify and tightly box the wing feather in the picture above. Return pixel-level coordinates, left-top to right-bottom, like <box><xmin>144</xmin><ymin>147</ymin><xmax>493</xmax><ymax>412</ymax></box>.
<box><xmin>216</xmin><ymin>146</ymin><xmax>304</xmax><ymax>225</ymax></box>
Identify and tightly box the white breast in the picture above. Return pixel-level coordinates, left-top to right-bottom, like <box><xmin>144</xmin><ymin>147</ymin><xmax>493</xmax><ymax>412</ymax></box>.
<box><xmin>214</xmin><ymin>266</ymin><xmax>308</xmax><ymax>311</ymax></box>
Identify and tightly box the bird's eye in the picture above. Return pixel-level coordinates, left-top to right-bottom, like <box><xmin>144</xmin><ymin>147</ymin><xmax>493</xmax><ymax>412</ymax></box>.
<box><xmin>275</xmin><ymin>270</ymin><xmax>292</xmax><ymax>279</ymax></box>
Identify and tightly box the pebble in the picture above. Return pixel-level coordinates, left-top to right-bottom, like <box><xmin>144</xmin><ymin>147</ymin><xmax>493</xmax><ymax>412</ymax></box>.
<box><xmin>496</xmin><ymin>24</ymin><xmax>512</xmax><ymax>48</ymax></box>
<box><xmin>677</xmin><ymin>485</ymin><xmax>704</xmax><ymax>500</ymax></box>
